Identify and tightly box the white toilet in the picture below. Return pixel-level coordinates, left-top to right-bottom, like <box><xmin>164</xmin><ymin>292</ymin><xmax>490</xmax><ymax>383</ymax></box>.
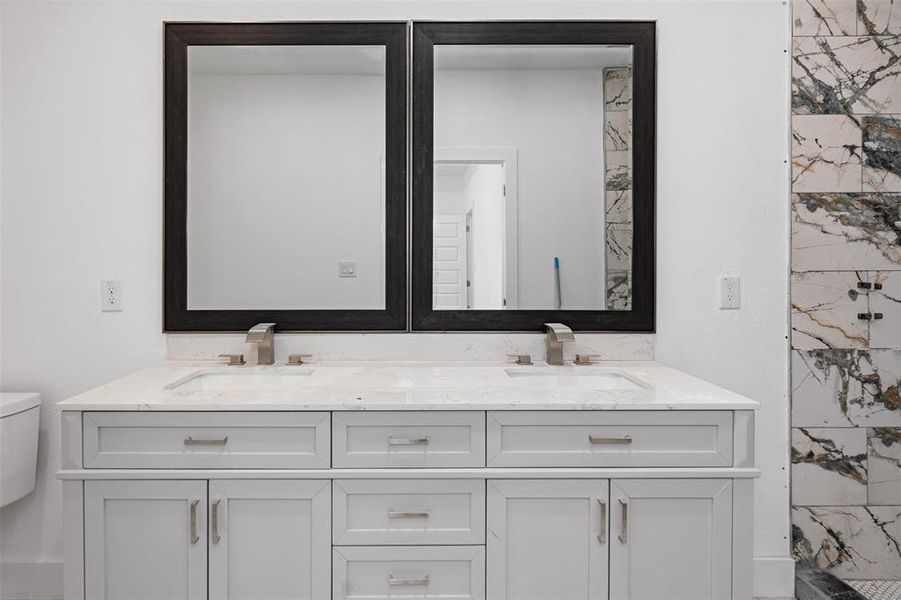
<box><xmin>0</xmin><ymin>393</ymin><xmax>40</xmax><ymax>508</ymax></box>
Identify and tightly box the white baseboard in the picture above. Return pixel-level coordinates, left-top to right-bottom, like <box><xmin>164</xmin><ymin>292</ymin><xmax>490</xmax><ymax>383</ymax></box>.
<box><xmin>0</xmin><ymin>556</ymin><xmax>795</xmax><ymax>600</ymax></box>
<box><xmin>754</xmin><ymin>555</ymin><xmax>796</xmax><ymax>599</ymax></box>
<box><xmin>0</xmin><ymin>561</ymin><xmax>63</xmax><ymax>600</ymax></box>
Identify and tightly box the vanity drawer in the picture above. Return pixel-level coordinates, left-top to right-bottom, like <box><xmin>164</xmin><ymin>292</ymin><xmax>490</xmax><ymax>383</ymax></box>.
<box><xmin>83</xmin><ymin>412</ymin><xmax>330</xmax><ymax>469</ymax></box>
<box><xmin>333</xmin><ymin>479</ymin><xmax>485</xmax><ymax>545</ymax></box>
<box><xmin>487</xmin><ymin>411</ymin><xmax>733</xmax><ymax>467</ymax></box>
<box><xmin>332</xmin><ymin>412</ymin><xmax>485</xmax><ymax>468</ymax></box>
<box><xmin>333</xmin><ymin>546</ymin><xmax>485</xmax><ymax>600</ymax></box>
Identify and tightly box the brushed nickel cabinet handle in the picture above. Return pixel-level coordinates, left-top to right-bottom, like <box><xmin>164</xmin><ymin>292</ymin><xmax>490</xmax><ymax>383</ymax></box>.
<box><xmin>588</xmin><ymin>434</ymin><xmax>632</xmax><ymax>445</ymax></box>
<box><xmin>211</xmin><ymin>499</ymin><xmax>221</xmax><ymax>544</ymax></box>
<box><xmin>388</xmin><ymin>510</ymin><xmax>430</xmax><ymax>519</ymax></box>
<box><xmin>618</xmin><ymin>498</ymin><xmax>628</xmax><ymax>544</ymax></box>
<box><xmin>597</xmin><ymin>499</ymin><xmax>607</xmax><ymax>544</ymax></box>
<box><xmin>389</xmin><ymin>575</ymin><xmax>430</xmax><ymax>587</ymax></box>
<box><xmin>184</xmin><ymin>436</ymin><xmax>228</xmax><ymax>446</ymax></box>
<box><xmin>387</xmin><ymin>435</ymin><xmax>430</xmax><ymax>446</ymax></box>
<box><xmin>189</xmin><ymin>499</ymin><xmax>199</xmax><ymax>544</ymax></box>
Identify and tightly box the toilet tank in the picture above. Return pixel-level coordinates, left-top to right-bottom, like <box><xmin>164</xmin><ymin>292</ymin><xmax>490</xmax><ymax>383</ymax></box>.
<box><xmin>0</xmin><ymin>393</ymin><xmax>41</xmax><ymax>508</ymax></box>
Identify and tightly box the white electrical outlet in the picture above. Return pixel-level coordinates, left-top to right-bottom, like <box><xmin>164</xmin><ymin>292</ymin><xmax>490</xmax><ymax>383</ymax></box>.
<box><xmin>720</xmin><ymin>276</ymin><xmax>740</xmax><ymax>309</ymax></box>
<box><xmin>101</xmin><ymin>279</ymin><xmax>124</xmax><ymax>312</ymax></box>
<box><xmin>338</xmin><ymin>261</ymin><xmax>357</xmax><ymax>278</ymax></box>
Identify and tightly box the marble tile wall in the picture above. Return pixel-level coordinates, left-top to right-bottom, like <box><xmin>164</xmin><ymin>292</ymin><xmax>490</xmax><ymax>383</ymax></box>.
<box><xmin>791</xmin><ymin>0</ymin><xmax>901</xmax><ymax>579</ymax></box>
<box><xmin>603</xmin><ymin>67</ymin><xmax>632</xmax><ymax>310</ymax></box>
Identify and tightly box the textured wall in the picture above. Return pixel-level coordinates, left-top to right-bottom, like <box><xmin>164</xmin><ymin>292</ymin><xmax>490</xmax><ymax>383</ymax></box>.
<box><xmin>790</xmin><ymin>0</ymin><xmax>901</xmax><ymax>580</ymax></box>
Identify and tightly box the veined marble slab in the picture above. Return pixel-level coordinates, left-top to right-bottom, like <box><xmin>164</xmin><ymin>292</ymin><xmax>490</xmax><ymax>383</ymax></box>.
<box><xmin>793</xmin><ymin>505</ymin><xmax>901</xmax><ymax>579</ymax></box>
<box><xmin>792</xmin><ymin>36</ymin><xmax>901</xmax><ymax>115</ymax></box>
<box><xmin>868</xmin><ymin>427</ymin><xmax>901</xmax><ymax>504</ymax></box>
<box><xmin>860</xmin><ymin>0</ymin><xmax>901</xmax><ymax>35</ymax></box>
<box><xmin>792</xmin><ymin>192</ymin><xmax>901</xmax><ymax>271</ymax></box>
<box><xmin>792</xmin><ymin>349</ymin><xmax>901</xmax><ymax>427</ymax></box>
<box><xmin>792</xmin><ymin>271</ymin><xmax>869</xmax><ymax>349</ymax></box>
<box><xmin>792</xmin><ymin>0</ymin><xmax>857</xmax><ymax>36</ymax></box>
<box><xmin>871</xmin><ymin>271</ymin><xmax>901</xmax><ymax>349</ymax></box>
<box><xmin>792</xmin><ymin>427</ymin><xmax>868</xmax><ymax>505</ymax></box>
<box><xmin>792</xmin><ymin>115</ymin><xmax>863</xmax><ymax>192</ymax></box>
<box><xmin>863</xmin><ymin>115</ymin><xmax>901</xmax><ymax>192</ymax></box>
<box><xmin>56</xmin><ymin>361</ymin><xmax>759</xmax><ymax>412</ymax></box>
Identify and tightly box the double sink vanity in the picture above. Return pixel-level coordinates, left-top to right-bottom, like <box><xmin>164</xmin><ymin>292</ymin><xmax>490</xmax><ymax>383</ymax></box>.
<box><xmin>58</xmin><ymin>327</ymin><xmax>758</xmax><ymax>600</ymax></box>
<box><xmin>57</xmin><ymin>17</ymin><xmax>757</xmax><ymax>600</ymax></box>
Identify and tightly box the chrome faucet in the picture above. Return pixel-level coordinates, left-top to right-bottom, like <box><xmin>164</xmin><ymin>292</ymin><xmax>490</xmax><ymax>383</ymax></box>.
<box><xmin>544</xmin><ymin>323</ymin><xmax>575</xmax><ymax>365</ymax></box>
<box><xmin>246</xmin><ymin>323</ymin><xmax>276</xmax><ymax>365</ymax></box>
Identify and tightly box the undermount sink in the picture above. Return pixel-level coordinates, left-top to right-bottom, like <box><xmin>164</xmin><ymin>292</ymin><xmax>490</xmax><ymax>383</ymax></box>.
<box><xmin>167</xmin><ymin>369</ymin><xmax>315</xmax><ymax>392</ymax></box>
<box><xmin>504</xmin><ymin>369</ymin><xmax>645</xmax><ymax>390</ymax></box>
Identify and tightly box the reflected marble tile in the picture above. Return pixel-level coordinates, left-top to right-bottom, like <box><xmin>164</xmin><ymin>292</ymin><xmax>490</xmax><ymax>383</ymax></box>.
<box><xmin>792</xmin><ymin>349</ymin><xmax>901</xmax><ymax>427</ymax></box>
<box><xmin>605</xmin><ymin>150</ymin><xmax>632</xmax><ymax>191</ymax></box>
<box><xmin>793</xmin><ymin>115</ymin><xmax>863</xmax><ymax>192</ymax></box>
<box><xmin>793</xmin><ymin>0</ymin><xmax>857</xmax><ymax>35</ymax></box>
<box><xmin>604</xmin><ymin>110</ymin><xmax>631</xmax><ymax>152</ymax></box>
<box><xmin>793</xmin><ymin>505</ymin><xmax>901</xmax><ymax>579</ymax></box>
<box><xmin>792</xmin><ymin>36</ymin><xmax>901</xmax><ymax>115</ymax></box>
<box><xmin>792</xmin><ymin>192</ymin><xmax>901</xmax><ymax>271</ymax></box>
<box><xmin>859</xmin><ymin>0</ymin><xmax>901</xmax><ymax>35</ymax></box>
<box><xmin>606</xmin><ymin>270</ymin><xmax>631</xmax><ymax>311</ymax></box>
<box><xmin>792</xmin><ymin>271</ymin><xmax>869</xmax><ymax>349</ymax></box>
<box><xmin>603</xmin><ymin>68</ymin><xmax>632</xmax><ymax>111</ymax></box>
<box><xmin>793</xmin><ymin>427</ymin><xmax>868</xmax><ymax>505</ymax></box>
<box><xmin>863</xmin><ymin>116</ymin><xmax>901</xmax><ymax>191</ymax></box>
<box><xmin>605</xmin><ymin>227</ymin><xmax>632</xmax><ymax>271</ymax></box>
<box><xmin>868</xmin><ymin>427</ymin><xmax>901</xmax><ymax>504</ymax></box>
<box><xmin>605</xmin><ymin>190</ymin><xmax>632</xmax><ymax>227</ymax></box>
<box><xmin>871</xmin><ymin>271</ymin><xmax>901</xmax><ymax>349</ymax></box>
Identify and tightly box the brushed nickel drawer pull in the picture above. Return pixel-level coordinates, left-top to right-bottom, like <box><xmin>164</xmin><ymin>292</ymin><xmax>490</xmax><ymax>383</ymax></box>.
<box><xmin>184</xmin><ymin>436</ymin><xmax>229</xmax><ymax>446</ymax></box>
<box><xmin>211</xmin><ymin>499</ymin><xmax>221</xmax><ymax>544</ymax></box>
<box><xmin>189</xmin><ymin>499</ymin><xmax>199</xmax><ymax>544</ymax></box>
<box><xmin>389</xmin><ymin>575</ymin><xmax>430</xmax><ymax>587</ymax></box>
<box><xmin>588</xmin><ymin>434</ymin><xmax>633</xmax><ymax>445</ymax></box>
<box><xmin>618</xmin><ymin>497</ymin><xmax>629</xmax><ymax>544</ymax></box>
<box><xmin>388</xmin><ymin>510</ymin><xmax>430</xmax><ymax>519</ymax></box>
<box><xmin>387</xmin><ymin>435</ymin><xmax>430</xmax><ymax>446</ymax></box>
<box><xmin>597</xmin><ymin>499</ymin><xmax>607</xmax><ymax>544</ymax></box>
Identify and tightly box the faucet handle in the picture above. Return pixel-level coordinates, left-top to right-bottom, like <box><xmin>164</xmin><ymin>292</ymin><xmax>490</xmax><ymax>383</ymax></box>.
<box><xmin>218</xmin><ymin>353</ymin><xmax>245</xmax><ymax>366</ymax></box>
<box><xmin>507</xmin><ymin>353</ymin><xmax>533</xmax><ymax>366</ymax></box>
<box><xmin>574</xmin><ymin>354</ymin><xmax>603</xmax><ymax>366</ymax></box>
<box><xmin>287</xmin><ymin>354</ymin><xmax>312</xmax><ymax>366</ymax></box>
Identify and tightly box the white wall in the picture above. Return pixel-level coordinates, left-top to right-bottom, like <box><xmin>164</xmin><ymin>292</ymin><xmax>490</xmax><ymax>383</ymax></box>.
<box><xmin>0</xmin><ymin>1</ymin><xmax>791</xmax><ymax>598</ymax></box>
<box><xmin>435</xmin><ymin>68</ymin><xmax>607</xmax><ymax>309</ymax></box>
<box><xmin>188</xmin><ymin>72</ymin><xmax>386</xmax><ymax>309</ymax></box>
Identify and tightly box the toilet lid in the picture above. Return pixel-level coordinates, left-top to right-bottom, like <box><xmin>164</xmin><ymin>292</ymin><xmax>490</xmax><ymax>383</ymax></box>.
<box><xmin>0</xmin><ymin>393</ymin><xmax>40</xmax><ymax>418</ymax></box>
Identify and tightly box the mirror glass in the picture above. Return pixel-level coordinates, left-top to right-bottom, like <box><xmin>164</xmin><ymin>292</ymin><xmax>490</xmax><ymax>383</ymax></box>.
<box><xmin>186</xmin><ymin>45</ymin><xmax>387</xmax><ymax>310</ymax></box>
<box><xmin>432</xmin><ymin>45</ymin><xmax>633</xmax><ymax>311</ymax></box>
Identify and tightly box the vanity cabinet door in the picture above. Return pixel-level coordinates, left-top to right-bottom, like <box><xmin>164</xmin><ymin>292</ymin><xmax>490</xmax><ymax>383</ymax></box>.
<box><xmin>84</xmin><ymin>480</ymin><xmax>207</xmax><ymax>600</ymax></box>
<box><xmin>208</xmin><ymin>480</ymin><xmax>331</xmax><ymax>600</ymax></box>
<box><xmin>486</xmin><ymin>479</ymin><xmax>608</xmax><ymax>600</ymax></box>
<box><xmin>609</xmin><ymin>479</ymin><xmax>732</xmax><ymax>600</ymax></box>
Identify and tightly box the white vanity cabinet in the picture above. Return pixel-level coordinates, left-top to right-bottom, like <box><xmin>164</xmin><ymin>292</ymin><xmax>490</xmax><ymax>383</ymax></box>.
<box><xmin>60</xmin><ymin>406</ymin><xmax>756</xmax><ymax>600</ymax></box>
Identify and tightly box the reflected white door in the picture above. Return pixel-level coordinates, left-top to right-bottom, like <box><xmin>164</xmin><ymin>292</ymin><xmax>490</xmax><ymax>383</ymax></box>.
<box><xmin>208</xmin><ymin>480</ymin><xmax>331</xmax><ymax>600</ymax></box>
<box><xmin>609</xmin><ymin>479</ymin><xmax>733</xmax><ymax>600</ymax></box>
<box><xmin>433</xmin><ymin>214</ymin><xmax>467</xmax><ymax>309</ymax></box>
<box><xmin>486</xmin><ymin>479</ymin><xmax>609</xmax><ymax>600</ymax></box>
<box><xmin>84</xmin><ymin>480</ymin><xmax>207</xmax><ymax>600</ymax></box>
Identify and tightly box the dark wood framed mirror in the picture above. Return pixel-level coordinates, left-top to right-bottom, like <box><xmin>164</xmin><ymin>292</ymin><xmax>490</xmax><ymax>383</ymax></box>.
<box><xmin>411</xmin><ymin>21</ymin><xmax>656</xmax><ymax>331</ymax></box>
<box><xmin>164</xmin><ymin>22</ymin><xmax>407</xmax><ymax>331</ymax></box>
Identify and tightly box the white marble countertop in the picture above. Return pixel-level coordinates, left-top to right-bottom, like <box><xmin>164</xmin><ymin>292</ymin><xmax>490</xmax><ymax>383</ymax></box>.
<box><xmin>58</xmin><ymin>360</ymin><xmax>759</xmax><ymax>411</ymax></box>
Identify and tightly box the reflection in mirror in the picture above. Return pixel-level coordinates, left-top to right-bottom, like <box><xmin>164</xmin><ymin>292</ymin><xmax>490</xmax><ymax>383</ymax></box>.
<box><xmin>432</xmin><ymin>45</ymin><xmax>633</xmax><ymax>311</ymax></box>
<box><xmin>186</xmin><ymin>45</ymin><xmax>386</xmax><ymax>310</ymax></box>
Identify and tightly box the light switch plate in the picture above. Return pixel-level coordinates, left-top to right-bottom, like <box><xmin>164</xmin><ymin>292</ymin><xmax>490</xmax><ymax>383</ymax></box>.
<box><xmin>101</xmin><ymin>279</ymin><xmax>124</xmax><ymax>312</ymax></box>
<box><xmin>338</xmin><ymin>261</ymin><xmax>357</xmax><ymax>278</ymax></box>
